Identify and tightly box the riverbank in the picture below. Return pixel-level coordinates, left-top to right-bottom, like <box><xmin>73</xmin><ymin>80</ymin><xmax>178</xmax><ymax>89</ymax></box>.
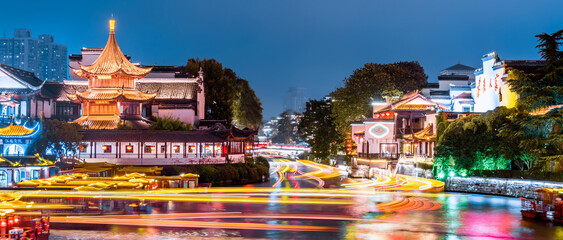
<box><xmin>446</xmin><ymin>176</ymin><xmax>563</xmax><ymax>198</ymax></box>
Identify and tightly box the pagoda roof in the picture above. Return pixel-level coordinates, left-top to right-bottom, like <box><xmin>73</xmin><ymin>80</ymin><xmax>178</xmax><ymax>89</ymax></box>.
<box><xmin>0</xmin><ymin>122</ymin><xmax>40</xmax><ymax>138</ymax></box>
<box><xmin>67</xmin><ymin>88</ymin><xmax>157</xmax><ymax>102</ymax></box>
<box><xmin>72</xmin><ymin>20</ymin><xmax>152</xmax><ymax>79</ymax></box>
<box><xmin>403</xmin><ymin>123</ymin><xmax>435</xmax><ymax>141</ymax></box>
<box><xmin>0</xmin><ymin>155</ymin><xmax>55</xmax><ymax>167</ymax></box>
<box><xmin>73</xmin><ymin>115</ymin><xmax>152</xmax><ymax>130</ymax></box>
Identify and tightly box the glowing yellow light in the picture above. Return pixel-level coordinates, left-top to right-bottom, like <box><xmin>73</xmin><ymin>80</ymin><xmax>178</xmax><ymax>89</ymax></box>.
<box><xmin>109</xmin><ymin>19</ymin><xmax>115</xmax><ymax>32</ymax></box>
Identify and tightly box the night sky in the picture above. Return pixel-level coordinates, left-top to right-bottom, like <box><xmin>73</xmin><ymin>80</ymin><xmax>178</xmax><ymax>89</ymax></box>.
<box><xmin>1</xmin><ymin>1</ymin><xmax>562</xmax><ymax>120</ymax></box>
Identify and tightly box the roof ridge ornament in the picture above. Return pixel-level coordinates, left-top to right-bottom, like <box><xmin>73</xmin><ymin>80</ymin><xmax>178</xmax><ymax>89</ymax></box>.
<box><xmin>109</xmin><ymin>19</ymin><xmax>115</xmax><ymax>32</ymax></box>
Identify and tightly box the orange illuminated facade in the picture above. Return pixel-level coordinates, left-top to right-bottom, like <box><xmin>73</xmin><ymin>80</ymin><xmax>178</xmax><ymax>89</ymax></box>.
<box><xmin>68</xmin><ymin>19</ymin><xmax>156</xmax><ymax>129</ymax></box>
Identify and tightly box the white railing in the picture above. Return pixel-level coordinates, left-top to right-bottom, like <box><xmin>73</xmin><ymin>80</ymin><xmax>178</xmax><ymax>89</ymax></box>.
<box><xmin>83</xmin><ymin>157</ymin><xmax>234</xmax><ymax>165</ymax></box>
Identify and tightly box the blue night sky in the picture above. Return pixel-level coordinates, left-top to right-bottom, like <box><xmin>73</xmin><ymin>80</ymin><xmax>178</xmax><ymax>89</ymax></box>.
<box><xmin>1</xmin><ymin>1</ymin><xmax>562</xmax><ymax>120</ymax></box>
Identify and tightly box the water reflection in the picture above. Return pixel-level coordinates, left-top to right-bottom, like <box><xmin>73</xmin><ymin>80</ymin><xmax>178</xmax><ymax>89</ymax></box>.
<box><xmin>48</xmin><ymin>161</ymin><xmax>563</xmax><ymax>239</ymax></box>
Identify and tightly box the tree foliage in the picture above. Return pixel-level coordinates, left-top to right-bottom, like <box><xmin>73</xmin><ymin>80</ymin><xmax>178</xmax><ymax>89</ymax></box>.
<box><xmin>433</xmin><ymin>107</ymin><xmax>529</xmax><ymax>178</ymax></box>
<box><xmin>233</xmin><ymin>78</ymin><xmax>263</xmax><ymax>129</ymax></box>
<box><xmin>329</xmin><ymin>62</ymin><xmax>428</xmax><ymax>146</ymax></box>
<box><xmin>508</xmin><ymin>29</ymin><xmax>563</xmax><ymax>162</ymax></box>
<box><xmin>148</xmin><ymin>117</ymin><xmax>194</xmax><ymax>131</ymax></box>
<box><xmin>33</xmin><ymin>120</ymin><xmax>83</xmax><ymax>158</ymax></box>
<box><xmin>509</xmin><ymin>30</ymin><xmax>562</xmax><ymax>111</ymax></box>
<box><xmin>271</xmin><ymin>110</ymin><xmax>301</xmax><ymax>144</ymax></box>
<box><xmin>298</xmin><ymin>98</ymin><xmax>339</xmax><ymax>163</ymax></box>
<box><xmin>185</xmin><ymin>58</ymin><xmax>263</xmax><ymax>129</ymax></box>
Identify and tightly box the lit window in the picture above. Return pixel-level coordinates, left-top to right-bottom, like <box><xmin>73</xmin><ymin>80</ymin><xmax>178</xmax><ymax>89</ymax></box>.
<box><xmin>144</xmin><ymin>145</ymin><xmax>154</xmax><ymax>153</ymax></box>
<box><xmin>125</xmin><ymin>145</ymin><xmax>134</xmax><ymax>153</ymax></box>
<box><xmin>102</xmin><ymin>145</ymin><xmax>112</xmax><ymax>153</ymax></box>
<box><xmin>189</xmin><ymin>145</ymin><xmax>196</xmax><ymax>153</ymax></box>
<box><xmin>173</xmin><ymin>145</ymin><xmax>180</xmax><ymax>153</ymax></box>
<box><xmin>79</xmin><ymin>145</ymin><xmax>87</xmax><ymax>153</ymax></box>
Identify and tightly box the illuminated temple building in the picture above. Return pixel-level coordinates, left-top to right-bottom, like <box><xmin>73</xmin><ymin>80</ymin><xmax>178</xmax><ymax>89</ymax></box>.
<box><xmin>65</xmin><ymin>21</ymin><xmax>205</xmax><ymax>126</ymax></box>
<box><xmin>351</xmin><ymin>92</ymin><xmax>444</xmax><ymax>168</ymax></box>
<box><xmin>67</xmin><ymin>19</ymin><xmax>159</xmax><ymax>129</ymax></box>
<box><xmin>63</xmin><ymin>20</ymin><xmax>255</xmax><ymax>165</ymax></box>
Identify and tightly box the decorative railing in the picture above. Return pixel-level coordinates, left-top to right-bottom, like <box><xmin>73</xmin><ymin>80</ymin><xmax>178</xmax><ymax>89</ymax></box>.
<box><xmin>357</xmin><ymin>153</ymin><xmax>399</xmax><ymax>160</ymax></box>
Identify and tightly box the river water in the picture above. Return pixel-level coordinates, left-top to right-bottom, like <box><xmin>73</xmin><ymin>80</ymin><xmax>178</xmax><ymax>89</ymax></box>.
<box><xmin>49</xmin><ymin>162</ymin><xmax>563</xmax><ymax>239</ymax></box>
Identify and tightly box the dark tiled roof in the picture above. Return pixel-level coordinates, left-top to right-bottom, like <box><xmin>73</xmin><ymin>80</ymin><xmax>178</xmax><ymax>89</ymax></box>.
<box><xmin>136</xmin><ymin>82</ymin><xmax>198</xmax><ymax>100</ymax></box>
<box><xmin>0</xmin><ymin>88</ymin><xmax>39</xmax><ymax>95</ymax></box>
<box><xmin>80</xmin><ymin>129</ymin><xmax>228</xmax><ymax>143</ymax></box>
<box><xmin>438</xmin><ymin>75</ymin><xmax>469</xmax><ymax>80</ymax></box>
<box><xmin>40</xmin><ymin>81</ymin><xmax>66</xmax><ymax>99</ymax></box>
<box><xmin>443</xmin><ymin>63</ymin><xmax>475</xmax><ymax>71</ymax></box>
<box><xmin>55</xmin><ymin>81</ymin><xmax>198</xmax><ymax>101</ymax></box>
<box><xmin>231</xmin><ymin>127</ymin><xmax>258</xmax><ymax>138</ymax></box>
<box><xmin>429</xmin><ymin>90</ymin><xmax>449</xmax><ymax>96</ymax></box>
<box><xmin>503</xmin><ymin>60</ymin><xmax>546</xmax><ymax>74</ymax></box>
<box><xmin>423</xmin><ymin>82</ymin><xmax>439</xmax><ymax>88</ymax></box>
<box><xmin>0</xmin><ymin>64</ymin><xmax>44</xmax><ymax>87</ymax></box>
<box><xmin>199</xmin><ymin>120</ymin><xmax>228</xmax><ymax>128</ymax></box>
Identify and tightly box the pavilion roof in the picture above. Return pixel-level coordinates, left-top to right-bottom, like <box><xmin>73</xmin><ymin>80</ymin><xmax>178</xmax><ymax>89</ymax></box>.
<box><xmin>67</xmin><ymin>88</ymin><xmax>157</xmax><ymax>102</ymax></box>
<box><xmin>403</xmin><ymin>123</ymin><xmax>435</xmax><ymax>141</ymax></box>
<box><xmin>0</xmin><ymin>122</ymin><xmax>40</xmax><ymax>137</ymax></box>
<box><xmin>374</xmin><ymin>91</ymin><xmax>446</xmax><ymax>114</ymax></box>
<box><xmin>72</xmin><ymin>20</ymin><xmax>152</xmax><ymax>79</ymax></box>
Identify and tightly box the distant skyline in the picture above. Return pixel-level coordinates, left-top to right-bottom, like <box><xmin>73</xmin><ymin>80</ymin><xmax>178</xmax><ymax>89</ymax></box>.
<box><xmin>0</xmin><ymin>0</ymin><xmax>561</xmax><ymax>119</ymax></box>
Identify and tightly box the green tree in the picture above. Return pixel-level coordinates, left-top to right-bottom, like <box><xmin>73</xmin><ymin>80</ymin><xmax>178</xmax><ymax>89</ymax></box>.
<box><xmin>298</xmin><ymin>98</ymin><xmax>339</xmax><ymax>163</ymax></box>
<box><xmin>329</xmin><ymin>62</ymin><xmax>428</xmax><ymax>148</ymax></box>
<box><xmin>509</xmin><ymin>30</ymin><xmax>563</xmax><ymax>111</ymax></box>
<box><xmin>271</xmin><ymin>110</ymin><xmax>301</xmax><ymax>144</ymax></box>
<box><xmin>33</xmin><ymin>120</ymin><xmax>83</xmax><ymax>158</ymax></box>
<box><xmin>186</xmin><ymin>58</ymin><xmax>235</xmax><ymax>122</ymax></box>
<box><xmin>233</xmin><ymin>78</ymin><xmax>263</xmax><ymax>129</ymax></box>
<box><xmin>508</xmin><ymin>29</ymin><xmax>563</xmax><ymax>163</ymax></box>
<box><xmin>148</xmin><ymin>117</ymin><xmax>194</xmax><ymax>131</ymax></box>
<box><xmin>433</xmin><ymin>107</ymin><xmax>530</xmax><ymax>177</ymax></box>
<box><xmin>186</xmin><ymin>58</ymin><xmax>263</xmax><ymax>129</ymax></box>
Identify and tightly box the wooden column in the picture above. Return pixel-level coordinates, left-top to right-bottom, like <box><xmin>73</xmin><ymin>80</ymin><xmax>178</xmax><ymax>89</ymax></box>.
<box><xmin>156</xmin><ymin>142</ymin><xmax>158</xmax><ymax>159</ymax></box>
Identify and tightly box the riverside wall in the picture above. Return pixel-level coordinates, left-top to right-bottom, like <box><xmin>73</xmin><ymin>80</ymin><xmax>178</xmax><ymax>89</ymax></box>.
<box><xmin>396</xmin><ymin>164</ymin><xmax>434</xmax><ymax>179</ymax></box>
<box><xmin>446</xmin><ymin>176</ymin><xmax>563</xmax><ymax>199</ymax></box>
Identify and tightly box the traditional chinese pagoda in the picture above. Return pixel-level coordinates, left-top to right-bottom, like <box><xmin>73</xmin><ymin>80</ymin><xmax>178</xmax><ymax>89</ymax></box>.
<box><xmin>68</xmin><ymin>19</ymin><xmax>157</xmax><ymax>129</ymax></box>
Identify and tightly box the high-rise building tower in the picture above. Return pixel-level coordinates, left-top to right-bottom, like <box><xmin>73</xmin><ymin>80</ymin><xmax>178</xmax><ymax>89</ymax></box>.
<box><xmin>0</xmin><ymin>29</ymin><xmax>67</xmax><ymax>81</ymax></box>
<box><xmin>283</xmin><ymin>87</ymin><xmax>307</xmax><ymax>113</ymax></box>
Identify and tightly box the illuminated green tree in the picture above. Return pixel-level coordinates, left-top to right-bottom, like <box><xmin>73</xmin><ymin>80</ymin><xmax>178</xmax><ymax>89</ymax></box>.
<box><xmin>298</xmin><ymin>98</ymin><xmax>339</xmax><ymax>163</ymax></box>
